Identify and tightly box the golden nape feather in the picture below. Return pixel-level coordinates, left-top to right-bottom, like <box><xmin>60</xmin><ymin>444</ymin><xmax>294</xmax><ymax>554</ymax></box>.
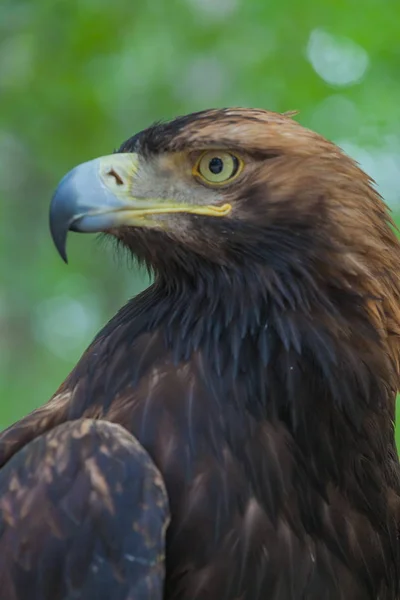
<box><xmin>1</xmin><ymin>107</ymin><xmax>400</xmax><ymax>599</ymax></box>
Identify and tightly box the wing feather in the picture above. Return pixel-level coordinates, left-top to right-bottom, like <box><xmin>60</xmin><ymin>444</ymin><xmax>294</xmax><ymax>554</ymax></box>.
<box><xmin>0</xmin><ymin>419</ymin><xmax>169</xmax><ymax>600</ymax></box>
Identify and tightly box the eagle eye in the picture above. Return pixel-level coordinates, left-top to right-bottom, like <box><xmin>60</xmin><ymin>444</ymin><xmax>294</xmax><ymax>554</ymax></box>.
<box><xmin>194</xmin><ymin>151</ymin><xmax>243</xmax><ymax>185</ymax></box>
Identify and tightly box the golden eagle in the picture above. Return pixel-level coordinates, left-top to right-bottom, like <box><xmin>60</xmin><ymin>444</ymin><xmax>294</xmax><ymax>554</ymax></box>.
<box><xmin>1</xmin><ymin>108</ymin><xmax>400</xmax><ymax>599</ymax></box>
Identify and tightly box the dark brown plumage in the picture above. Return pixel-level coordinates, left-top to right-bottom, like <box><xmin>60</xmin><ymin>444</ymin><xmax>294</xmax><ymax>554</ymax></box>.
<box><xmin>1</xmin><ymin>108</ymin><xmax>400</xmax><ymax>599</ymax></box>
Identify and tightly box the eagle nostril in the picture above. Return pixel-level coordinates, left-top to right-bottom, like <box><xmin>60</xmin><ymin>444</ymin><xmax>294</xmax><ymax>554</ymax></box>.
<box><xmin>107</xmin><ymin>168</ymin><xmax>124</xmax><ymax>186</ymax></box>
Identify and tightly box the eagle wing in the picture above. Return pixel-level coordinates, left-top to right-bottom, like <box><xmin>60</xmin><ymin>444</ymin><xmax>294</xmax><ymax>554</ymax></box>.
<box><xmin>0</xmin><ymin>419</ymin><xmax>169</xmax><ymax>600</ymax></box>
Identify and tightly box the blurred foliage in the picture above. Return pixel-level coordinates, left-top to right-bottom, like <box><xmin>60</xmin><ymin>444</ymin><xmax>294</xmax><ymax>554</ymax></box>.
<box><xmin>1</xmin><ymin>0</ymin><xmax>400</xmax><ymax>442</ymax></box>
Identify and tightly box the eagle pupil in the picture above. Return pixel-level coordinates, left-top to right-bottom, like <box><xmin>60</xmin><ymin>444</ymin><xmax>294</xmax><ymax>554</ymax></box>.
<box><xmin>209</xmin><ymin>157</ymin><xmax>223</xmax><ymax>174</ymax></box>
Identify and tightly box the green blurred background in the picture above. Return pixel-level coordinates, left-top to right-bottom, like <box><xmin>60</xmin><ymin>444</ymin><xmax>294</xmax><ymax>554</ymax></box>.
<box><xmin>1</xmin><ymin>0</ymin><xmax>400</xmax><ymax>439</ymax></box>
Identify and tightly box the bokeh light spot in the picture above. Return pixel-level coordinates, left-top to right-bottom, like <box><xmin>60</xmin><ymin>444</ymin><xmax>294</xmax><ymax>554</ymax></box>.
<box><xmin>307</xmin><ymin>29</ymin><xmax>369</xmax><ymax>86</ymax></box>
<box><xmin>33</xmin><ymin>294</ymin><xmax>101</xmax><ymax>360</ymax></box>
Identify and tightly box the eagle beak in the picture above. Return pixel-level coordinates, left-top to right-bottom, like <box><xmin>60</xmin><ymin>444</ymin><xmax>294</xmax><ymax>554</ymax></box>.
<box><xmin>49</xmin><ymin>152</ymin><xmax>231</xmax><ymax>263</ymax></box>
<box><xmin>50</xmin><ymin>153</ymin><xmax>141</xmax><ymax>263</ymax></box>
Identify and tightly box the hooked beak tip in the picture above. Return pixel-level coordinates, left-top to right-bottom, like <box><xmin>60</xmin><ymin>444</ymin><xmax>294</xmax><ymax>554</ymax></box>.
<box><xmin>49</xmin><ymin>215</ymin><xmax>69</xmax><ymax>264</ymax></box>
<box><xmin>49</xmin><ymin>187</ymin><xmax>73</xmax><ymax>264</ymax></box>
